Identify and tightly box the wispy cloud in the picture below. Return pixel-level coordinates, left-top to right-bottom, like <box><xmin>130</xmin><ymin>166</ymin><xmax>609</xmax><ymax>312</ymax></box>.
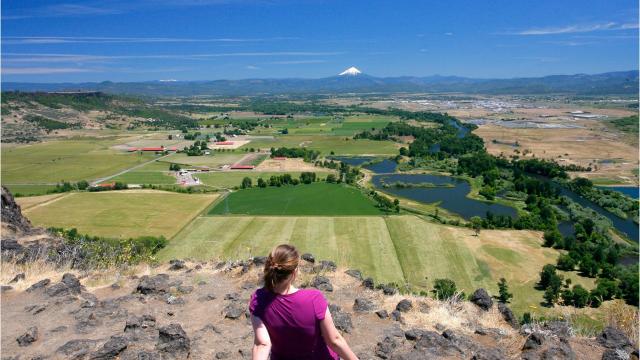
<box><xmin>2</xmin><ymin>51</ymin><xmax>343</xmax><ymax>63</ymax></box>
<box><xmin>2</xmin><ymin>4</ymin><xmax>121</xmax><ymax>20</ymax></box>
<box><xmin>542</xmin><ymin>40</ymin><xmax>595</xmax><ymax>47</ymax></box>
<box><xmin>267</xmin><ymin>60</ymin><xmax>327</xmax><ymax>65</ymax></box>
<box><xmin>444</xmin><ymin>32</ymin><xmax>454</xmax><ymax>36</ymax></box>
<box><xmin>2</xmin><ymin>36</ymin><xmax>299</xmax><ymax>45</ymax></box>
<box><xmin>507</xmin><ymin>22</ymin><xmax>638</xmax><ymax>35</ymax></box>
<box><xmin>246</xmin><ymin>65</ymin><xmax>260</xmax><ymax>70</ymax></box>
<box><xmin>2</xmin><ymin>67</ymin><xmax>98</xmax><ymax>75</ymax></box>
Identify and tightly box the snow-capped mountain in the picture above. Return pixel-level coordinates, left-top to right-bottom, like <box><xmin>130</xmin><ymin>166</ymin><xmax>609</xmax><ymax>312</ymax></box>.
<box><xmin>339</xmin><ymin>67</ymin><xmax>362</xmax><ymax>76</ymax></box>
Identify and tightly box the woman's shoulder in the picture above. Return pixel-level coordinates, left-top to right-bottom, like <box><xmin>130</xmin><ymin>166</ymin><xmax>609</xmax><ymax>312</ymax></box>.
<box><xmin>296</xmin><ymin>288</ymin><xmax>326</xmax><ymax>300</ymax></box>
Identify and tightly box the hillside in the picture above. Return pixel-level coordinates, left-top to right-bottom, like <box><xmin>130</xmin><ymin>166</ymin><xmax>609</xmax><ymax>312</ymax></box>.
<box><xmin>0</xmin><ymin>92</ymin><xmax>197</xmax><ymax>143</ymax></box>
<box><xmin>4</xmin><ymin>70</ymin><xmax>638</xmax><ymax>97</ymax></box>
<box><xmin>1</xmin><ymin>187</ymin><xmax>639</xmax><ymax>359</ymax></box>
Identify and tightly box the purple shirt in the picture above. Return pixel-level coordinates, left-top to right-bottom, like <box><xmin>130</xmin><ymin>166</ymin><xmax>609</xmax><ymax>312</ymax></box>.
<box><xmin>249</xmin><ymin>288</ymin><xmax>339</xmax><ymax>360</ymax></box>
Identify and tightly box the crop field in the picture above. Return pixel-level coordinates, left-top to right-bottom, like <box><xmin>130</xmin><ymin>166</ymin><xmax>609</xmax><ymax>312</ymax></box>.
<box><xmin>241</xmin><ymin>135</ymin><xmax>398</xmax><ymax>155</ymax></box>
<box><xmin>110</xmin><ymin>170</ymin><xmax>175</xmax><ymax>185</ymax></box>
<box><xmin>5</xmin><ymin>184</ymin><xmax>58</xmax><ymax>197</ymax></box>
<box><xmin>163</xmin><ymin>152</ymin><xmax>245</xmax><ymax>167</ymax></box>
<box><xmin>209</xmin><ymin>183</ymin><xmax>384</xmax><ymax>215</ymax></box>
<box><xmin>1</xmin><ymin>139</ymin><xmax>157</xmax><ymax>184</ymax></box>
<box><xmin>159</xmin><ymin>214</ymin><xmax>589</xmax><ymax>313</ymax></box>
<box><xmin>197</xmin><ymin>171</ymin><xmax>333</xmax><ymax>189</ymax></box>
<box><xmin>20</xmin><ymin>190</ymin><xmax>218</xmax><ymax>238</ymax></box>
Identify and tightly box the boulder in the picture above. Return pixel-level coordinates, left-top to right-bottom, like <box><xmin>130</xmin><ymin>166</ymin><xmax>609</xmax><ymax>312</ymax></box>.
<box><xmin>312</xmin><ymin>276</ymin><xmax>333</xmax><ymax>292</ymax></box>
<box><xmin>470</xmin><ymin>288</ymin><xmax>493</xmax><ymax>311</ymax></box>
<box><xmin>56</xmin><ymin>339</ymin><xmax>98</xmax><ymax>357</ymax></box>
<box><xmin>329</xmin><ymin>304</ymin><xmax>352</xmax><ymax>333</ymax></box>
<box><xmin>136</xmin><ymin>274</ymin><xmax>169</xmax><ymax>295</ymax></box>
<box><xmin>168</xmin><ymin>259</ymin><xmax>186</xmax><ymax>271</ymax></box>
<box><xmin>353</xmin><ymin>298</ymin><xmax>375</xmax><ymax>312</ymax></box>
<box><xmin>301</xmin><ymin>253</ymin><xmax>315</xmax><ymax>263</ymax></box>
<box><xmin>497</xmin><ymin>302</ymin><xmax>518</xmax><ymax>328</ymax></box>
<box><xmin>345</xmin><ymin>269</ymin><xmax>363</xmax><ymax>280</ymax></box>
<box><xmin>90</xmin><ymin>336</ymin><xmax>128</xmax><ymax>359</ymax></box>
<box><xmin>376</xmin><ymin>310</ymin><xmax>389</xmax><ymax>319</ymax></box>
<box><xmin>252</xmin><ymin>256</ymin><xmax>267</xmax><ymax>266</ymax></box>
<box><xmin>26</xmin><ymin>278</ymin><xmax>50</xmax><ymax>292</ymax></box>
<box><xmin>362</xmin><ymin>277</ymin><xmax>375</xmax><ymax>290</ymax></box>
<box><xmin>598</xmin><ymin>327</ymin><xmax>633</xmax><ymax>351</ymax></box>
<box><xmin>375</xmin><ymin>336</ymin><xmax>397</xmax><ymax>359</ymax></box>
<box><xmin>522</xmin><ymin>332</ymin><xmax>545</xmax><ymax>350</ymax></box>
<box><xmin>314</xmin><ymin>260</ymin><xmax>337</xmax><ymax>272</ymax></box>
<box><xmin>395</xmin><ymin>299</ymin><xmax>413</xmax><ymax>312</ymax></box>
<box><xmin>390</xmin><ymin>310</ymin><xmax>402</xmax><ymax>322</ymax></box>
<box><xmin>224</xmin><ymin>303</ymin><xmax>245</xmax><ymax>320</ymax></box>
<box><xmin>382</xmin><ymin>285</ymin><xmax>397</xmax><ymax>295</ymax></box>
<box><xmin>405</xmin><ymin>329</ymin><xmax>425</xmax><ymax>341</ymax></box>
<box><xmin>62</xmin><ymin>273</ymin><xmax>82</xmax><ymax>294</ymax></box>
<box><xmin>156</xmin><ymin>323</ymin><xmax>190</xmax><ymax>354</ymax></box>
<box><xmin>16</xmin><ymin>326</ymin><xmax>38</xmax><ymax>347</ymax></box>
<box><xmin>9</xmin><ymin>273</ymin><xmax>25</xmax><ymax>283</ymax></box>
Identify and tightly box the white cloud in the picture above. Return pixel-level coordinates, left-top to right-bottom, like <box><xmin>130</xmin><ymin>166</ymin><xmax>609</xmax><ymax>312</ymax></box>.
<box><xmin>2</xmin><ymin>52</ymin><xmax>344</xmax><ymax>63</ymax></box>
<box><xmin>2</xmin><ymin>36</ymin><xmax>299</xmax><ymax>45</ymax></box>
<box><xmin>246</xmin><ymin>65</ymin><xmax>260</xmax><ymax>70</ymax></box>
<box><xmin>508</xmin><ymin>22</ymin><xmax>638</xmax><ymax>35</ymax></box>
<box><xmin>444</xmin><ymin>32</ymin><xmax>454</xmax><ymax>36</ymax></box>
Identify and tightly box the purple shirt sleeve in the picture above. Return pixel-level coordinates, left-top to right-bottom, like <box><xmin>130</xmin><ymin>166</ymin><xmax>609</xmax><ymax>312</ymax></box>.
<box><xmin>249</xmin><ymin>290</ymin><xmax>259</xmax><ymax>316</ymax></box>
<box><xmin>312</xmin><ymin>290</ymin><xmax>328</xmax><ymax>320</ymax></box>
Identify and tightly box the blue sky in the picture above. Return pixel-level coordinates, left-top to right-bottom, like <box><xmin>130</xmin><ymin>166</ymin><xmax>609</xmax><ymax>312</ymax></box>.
<box><xmin>2</xmin><ymin>0</ymin><xmax>638</xmax><ymax>82</ymax></box>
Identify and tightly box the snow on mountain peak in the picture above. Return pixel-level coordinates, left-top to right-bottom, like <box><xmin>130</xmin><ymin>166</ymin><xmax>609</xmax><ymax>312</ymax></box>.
<box><xmin>339</xmin><ymin>67</ymin><xmax>362</xmax><ymax>76</ymax></box>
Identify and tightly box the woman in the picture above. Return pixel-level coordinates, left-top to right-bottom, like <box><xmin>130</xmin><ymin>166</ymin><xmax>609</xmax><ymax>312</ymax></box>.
<box><xmin>249</xmin><ymin>244</ymin><xmax>358</xmax><ymax>360</ymax></box>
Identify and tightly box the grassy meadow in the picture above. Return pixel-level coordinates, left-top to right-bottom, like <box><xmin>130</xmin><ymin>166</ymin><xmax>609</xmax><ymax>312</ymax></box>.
<box><xmin>209</xmin><ymin>183</ymin><xmax>384</xmax><ymax>215</ymax></box>
<box><xmin>158</xmin><ymin>214</ymin><xmax>591</xmax><ymax>314</ymax></box>
<box><xmin>1</xmin><ymin>139</ymin><xmax>157</xmax><ymax>184</ymax></box>
<box><xmin>20</xmin><ymin>190</ymin><xmax>218</xmax><ymax>239</ymax></box>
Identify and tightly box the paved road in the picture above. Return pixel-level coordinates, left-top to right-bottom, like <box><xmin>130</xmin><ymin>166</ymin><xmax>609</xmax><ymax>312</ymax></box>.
<box><xmin>91</xmin><ymin>154</ymin><xmax>171</xmax><ymax>186</ymax></box>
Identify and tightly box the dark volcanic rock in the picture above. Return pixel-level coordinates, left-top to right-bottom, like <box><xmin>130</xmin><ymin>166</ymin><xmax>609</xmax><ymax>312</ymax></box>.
<box><xmin>329</xmin><ymin>304</ymin><xmax>352</xmax><ymax>333</ymax></box>
<box><xmin>345</xmin><ymin>269</ymin><xmax>363</xmax><ymax>280</ymax></box>
<box><xmin>523</xmin><ymin>332</ymin><xmax>545</xmax><ymax>350</ymax></box>
<box><xmin>56</xmin><ymin>339</ymin><xmax>98</xmax><ymax>357</ymax></box>
<box><xmin>395</xmin><ymin>299</ymin><xmax>413</xmax><ymax>312</ymax></box>
<box><xmin>46</xmin><ymin>273</ymin><xmax>82</xmax><ymax>297</ymax></box>
<box><xmin>390</xmin><ymin>310</ymin><xmax>402</xmax><ymax>322</ymax></box>
<box><xmin>376</xmin><ymin>309</ymin><xmax>389</xmax><ymax>319</ymax></box>
<box><xmin>1</xmin><ymin>186</ymin><xmax>32</xmax><ymax>233</ymax></box>
<box><xmin>9</xmin><ymin>273</ymin><xmax>25</xmax><ymax>283</ymax></box>
<box><xmin>252</xmin><ymin>256</ymin><xmax>267</xmax><ymax>266</ymax></box>
<box><xmin>136</xmin><ymin>274</ymin><xmax>169</xmax><ymax>295</ymax></box>
<box><xmin>382</xmin><ymin>285</ymin><xmax>397</xmax><ymax>295</ymax></box>
<box><xmin>90</xmin><ymin>336</ymin><xmax>128</xmax><ymax>359</ymax></box>
<box><xmin>375</xmin><ymin>336</ymin><xmax>397</xmax><ymax>359</ymax></box>
<box><xmin>497</xmin><ymin>302</ymin><xmax>518</xmax><ymax>328</ymax></box>
<box><xmin>362</xmin><ymin>277</ymin><xmax>375</xmax><ymax>290</ymax></box>
<box><xmin>224</xmin><ymin>303</ymin><xmax>245</xmax><ymax>320</ymax></box>
<box><xmin>168</xmin><ymin>259</ymin><xmax>186</xmax><ymax>271</ymax></box>
<box><xmin>597</xmin><ymin>327</ymin><xmax>633</xmax><ymax>351</ymax></box>
<box><xmin>16</xmin><ymin>326</ymin><xmax>38</xmax><ymax>347</ymax></box>
<box><xmin>404</xmin><ymin>328</ymin><xmax>425</xmax><ymax>341</ymax></box>
<box><xmin>353</xmin><ymin>298</ymin><xmax>375</xmax><ymax>312</ymax></box>
<box><xmin>312</xmin><ymin>276</ymin><xmax>333</xmax><ymax>292</ymax></box>
<box><xmin>314</xmin><ymin>260</ymin><xmax>337</xmax><ymax>272</ymax></box>
<box><xmin>26</xmin><ymin>278</ymin><xmax>50</xmax><ymax>292</ymax></box>
<box><xmin>301</xmin><ymin>253</ymin><xmax>315</xmax><ymax>263</ymax></box>
<box><xmin>470</xmin><ymin>288</ymin><xmax>493</xmax><ymax>311</ymax></box>
<box><xmin>156</xmin><ymin>323</ymin><xmax>190</xmax><ymax>354</ymax></box>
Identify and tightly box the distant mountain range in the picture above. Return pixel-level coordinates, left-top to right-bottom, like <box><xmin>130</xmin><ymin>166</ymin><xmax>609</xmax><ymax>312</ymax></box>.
<box><xmin>3</xmin><ymin>70</ymin><xmax>638</xmax><ymax>97</ymax></box>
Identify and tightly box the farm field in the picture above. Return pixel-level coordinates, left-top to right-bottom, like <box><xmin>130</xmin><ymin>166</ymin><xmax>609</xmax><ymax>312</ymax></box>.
<box><xmin>475</xmin><ymin>124</ymin><xmax>640</xmax><ymax>185</ymax></box>
<box><xmin>209</xmin><ymin>183</ymin><xmax>384</xmax><ymax>215</ymax></box>
<box><xmin>1</xmin><ymin>139</ymin><xmax>157</xmax><ymax>184</ymax></box>
<box><xmin>4</xmin><ymin>184</ymin><xmax>58</xmax><ymax>197</ymax></box>
<box><xmin>240</xmin><ymin>135</ymin><xmax>399</xmax><ymax>155</ymax></box>
<box><xmin>163</xmin><ymin>152</ymin><xmax>245</xmax><ymax>167</ymax></box>
<box><xmin>20</xmin><ymin>190</ymin><xmax>218</xmax><ymax>238</ymax></box>
<box><xmin>159</xmin><ymin>214</ymin><xmax>593</xmax><ymax>314</ymax></box>
<box><xmin>110</xmin><ymin>170</ymin><xmax>175</xmax><ymax>185</ymax></box>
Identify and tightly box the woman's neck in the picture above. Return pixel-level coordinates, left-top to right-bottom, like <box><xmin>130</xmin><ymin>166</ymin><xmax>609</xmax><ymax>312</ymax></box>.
<box><xmin>273</xmin><ymin>282</ymin><xmax>298</xmax><ymax>295</ymax></box>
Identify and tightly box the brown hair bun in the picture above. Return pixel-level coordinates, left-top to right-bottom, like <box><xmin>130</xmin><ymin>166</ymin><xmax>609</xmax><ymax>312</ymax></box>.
<box><xmin>264</xmin><ymin>244</ymin><xmax>299</xmax><ymax>292</ymax></box>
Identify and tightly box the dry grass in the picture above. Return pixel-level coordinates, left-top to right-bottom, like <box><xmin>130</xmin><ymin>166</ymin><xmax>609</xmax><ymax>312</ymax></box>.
<box><xmin>604</xmin><ymin>300</ymin><xmax>639</xmax><ymax>347</ymax></box>
<box><xmin>0</xmin><ymin>260</ymin><xmax>75</xmax><ymax>291</ymax></box>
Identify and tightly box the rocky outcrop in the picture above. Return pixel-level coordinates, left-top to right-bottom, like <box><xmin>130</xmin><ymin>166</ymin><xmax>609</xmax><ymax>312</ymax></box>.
<box><xmin>1</xmin><ymin>186</ymin><xmax>32</xmax><ymax>234</ymax></box>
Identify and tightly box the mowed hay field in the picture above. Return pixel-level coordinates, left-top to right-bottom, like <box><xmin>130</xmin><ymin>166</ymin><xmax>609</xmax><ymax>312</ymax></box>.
<box><xmin>209</xmin><ymin>183</ymin><xmax>384</xmax><ymax>215</ymax></box>
<box><xmin>19</xmin><ymin>190</ymin><xmax>218</xmax><ymax>239</ymax></box>
<box><xmin>241</xmin><ymin>135</ymin><xmax>399</xmax><ymax>155</ymax></box>
<box><xmin>160</xmin><ymin>214</ymin><xmax>584</xmax><ymax>313</ymax></box>
<box><xmin>1</xmin><ymin>139</ymin><xmax>157</xmax><ymax>184</ymax></box>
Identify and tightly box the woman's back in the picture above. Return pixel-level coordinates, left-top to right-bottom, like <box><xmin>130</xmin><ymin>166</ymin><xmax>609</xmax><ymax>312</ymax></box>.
<box><xmin>249</xmin><ymin>288</ymin><xmax>338</xmax><ymax>360</ymax></box>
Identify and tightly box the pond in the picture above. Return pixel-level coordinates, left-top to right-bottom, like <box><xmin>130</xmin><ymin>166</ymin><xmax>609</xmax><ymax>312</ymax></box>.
<box><xmin>372</xmin><ymin>173</ymin><xmax>518</xmax><ymax>220</ymax></box>
<box><xmin>598</xmin><ymin>186</ymin><xmax>639</xmax><ymax>200</ymax></box>
<box><xmin>364</xmin><ymin>159</ymin><xmax>397</xmax><ymax>173</ymax></box>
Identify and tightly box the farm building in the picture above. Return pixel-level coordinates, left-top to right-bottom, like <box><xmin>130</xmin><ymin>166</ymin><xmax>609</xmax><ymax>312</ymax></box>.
<box><xmin>230</xmin><ymin>165</ymin><xmax>255</xmax><ymax>170</ymax></box>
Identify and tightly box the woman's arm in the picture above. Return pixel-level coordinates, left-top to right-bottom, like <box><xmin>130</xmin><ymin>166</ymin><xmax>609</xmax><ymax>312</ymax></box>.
<box><xmin>319</xmin><ymin>308</ymin><xmax>359</xmax><ymax>360</ymax></box>
<box><xmin>251</xmin><ymin>314</ymin><xmax>272</xmax><ymax>360</ymax></box>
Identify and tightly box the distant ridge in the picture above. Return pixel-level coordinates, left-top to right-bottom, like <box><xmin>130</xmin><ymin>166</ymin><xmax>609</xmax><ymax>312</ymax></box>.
<box><xmin>3</xmin><ymin>70</ymin><xmax>638</xmax><ymax>96</ymax></box>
